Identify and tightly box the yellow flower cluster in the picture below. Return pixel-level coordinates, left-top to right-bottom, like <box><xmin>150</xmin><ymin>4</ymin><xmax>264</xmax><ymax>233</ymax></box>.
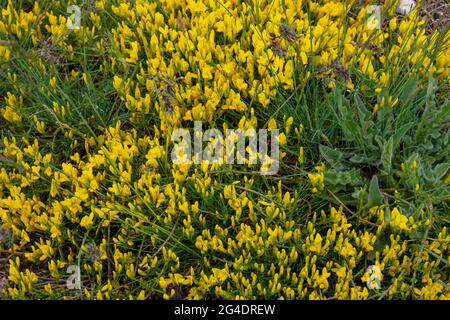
<box><xmin>308</xmin><ymin>163</ymin><xmax>325</xmax><ymax>193</ymax></box>
<box><xmin>0</xmin><ymin>0</ymin><xmax>449</xmax><ymax>300</ymax></box>
<box><xmin>161</xmin><ymin>206</ymin><xmax>449</xmax><ymax>299</ymax></box>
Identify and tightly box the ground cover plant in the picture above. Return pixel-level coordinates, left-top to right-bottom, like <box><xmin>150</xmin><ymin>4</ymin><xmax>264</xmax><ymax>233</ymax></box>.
<box><xmin>0</xmin><ymin>0</ymin><xmax>449</xmax><ymax>300</ymax></box>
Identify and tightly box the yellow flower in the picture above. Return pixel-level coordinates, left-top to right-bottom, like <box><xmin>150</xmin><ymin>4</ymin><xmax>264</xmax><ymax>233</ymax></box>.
<box><xmin>212</xmin><ymin>268</ymin><xmax>229</xmax><ymax>282</ymax></box>
<box><xmin>2</xmin><ymin>106</ymin><xmax>22</xmax><ymax>123</ymax></box>
<box><xmin>80</xmin><ymin>212</ymin><xmax>95</xmax><ymax>229</ymax></box>
<box><xmin>389</xmin><ymin>18</ymin><xmax>397</xmax><ymax>30</ymax></box>
<box><xmin>300</xmin><ymin>52</ymin><xmax>308</xmax><ymax>65</ymax></box>
<box><xmin>390</xmin><ymin>208</ymin><xmax>413</xmax><ymax>232</ymax></box>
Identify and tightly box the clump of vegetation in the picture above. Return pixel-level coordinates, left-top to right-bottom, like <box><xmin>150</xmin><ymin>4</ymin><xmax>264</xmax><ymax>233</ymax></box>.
<box><xmin>0</xmin><ymin>0</ymin><xmax>449</xmax><ymax>300</ymax></box>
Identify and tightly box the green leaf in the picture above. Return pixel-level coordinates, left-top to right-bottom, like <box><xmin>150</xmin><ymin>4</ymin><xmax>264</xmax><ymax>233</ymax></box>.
<box><xmin>325</xmin><ymin>169</ymin><xmax>362</xmax><ymax>186</ymax></box>
<box><xmin>319</xmin><ymin>145</ymin><xmax>345</xmax><ymax>169</ymax></box>
<box><xmin>354</xmin><ymin>92</ymin><xmax>369</xmax><ymax>125</ymax></box>
<box><xmin>436</xmin><ymin>102</ymin><xmax>450</xmax><ymax>121</ymax></box>
<box><xmin>381</xmin><ymin>137</ymin><xmax>394</xmax><ymax>174</ymax></box>
<box><xmin>367</xmin><ymin>250</ymin><xmax>376</xmax><ymax>261</ymax></box>
<box><xmin>374</xmin><ymin>226</ymin><xmax>391</xmax><ymax>251</ymax></box>
<box><xmin>431</xmin><ymin>131</ymin><xmax>441</xmax><ymax>139</ymax></box>
<box><xmin>423</xmin><ymin>139</ymin><xmax>434</xmax><ymax>150</ymax></box>
<box><xmin>400</xmin><ymin>76</ymin><xmax>417</xmax><ymax>103</ymax></box>
<box><xmin>433</xmin><ymin>163</ymin><xmax>449</xmax><ymax>181</ymax></box>
<box><xmin>426</xmin><ymin>73</ymin><xmax>437</xmax><ymax>101</ymax></box>
<box><xmin>349</xmin><ymin>154</ymin><xmax>366</xmax><ymax>163</ymax></box>
<box><xmin>375</xmin><ymin>135</ymin><xmax>384</xmax><ymax>149</ymax></box>
<box><xmin>392</xmin><ymin>123</ymin><xmax>414</xmax><ymax>148</ymax></box>
<box><xmin>422</xmin><ymin>163</ymin><xmax>435</xmax><ymax>182</ymax></box>
<box><xmin>367</xmin><ymin>175</ymin><xmax>383</xmax><ymax>207</ymax></box>
<box><xmin>338</xmin><ymin>116</ymin><xmax>360</xmax><ymax>143</ymax></box>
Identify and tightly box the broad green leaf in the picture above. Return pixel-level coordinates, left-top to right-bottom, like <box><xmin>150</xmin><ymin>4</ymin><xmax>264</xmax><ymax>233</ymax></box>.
<box><xmin>381</xmin><ymin>137</ymin><xmax>394</xmax><ymax>174</ymax></box>
<box><xmin>422</xmin><ymin>163</ymin><xmax>435</xmax><ymax>181</ymax></box>
<box><xmin>431</xmin><ymin>131</ymin><xmax>441</xmax><ymax>139</ymax></box>
<box><xmin>436</xmin><ymin>102</ymin><xmax>450</xmax><ymax>121</ymax></box>
<box><xmin>392</xmin><ymin>123</ymin><xmax>414</xmax><ymax>148</ymax></box>
<box><xmin>354</xmin><ymin>91</ymin><xmax>369</xmax><ymax>126</ymax></box>
<box><xmin>325</xmin><ymin>169</ymin><xmax>362</xmax><ymax>186</ymax></box>
<box><xmin>375</xmin><ymin>135</ymin><xmax>384</xmax><ymax>149</ymax></box>
<box><xmin>400</xmin><ymin>76</ymin><xmax>417</xmax><ymax>103</ymax></box>
<box><xmin>319</xmin><ymin>145</ymin><xmax>345</xmax><ymax>169</ymax></box>
<box><xmin>423</xmin><ymin>139</ymin><xmax>434</xmax><ymax>150</ymax></box>
<box><xmin>349</xmin><ymin>154</ymin><xmax>366</xmax><ymax>163</ymax></box>
<box><xmin>367</xmin><ymin>175</ymin><xmax>383</xmax><ymax>207</ymax></box>
<box><xmin>433</xmin><ymin>163</ymin><xmax>449</xmax><ymax>181</ymax></box>
<box><xmin>343</xmin><ymin>118</ymin><xmax>359</xmax><ymax>141</ymax></box>
<box><xmin>426</xmin><ymin>73</ymin><xmax>437</xmax><ymax>101</ymax></box>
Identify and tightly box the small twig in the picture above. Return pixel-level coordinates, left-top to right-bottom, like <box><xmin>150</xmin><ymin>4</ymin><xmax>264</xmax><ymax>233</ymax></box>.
<box><xmin>150</xmin><ymin>218</ymin><xmax>179</xmax><ymax>260</ymax></box>
<box><xmin>0</xmin><ymin>40</ymin><xmax>17</xmax><ymax>46</ymax></box>
<box><xmin>327</xmin><ymin>189</ymin><xmax>354</xmax><ymax>214</ymax></box>
<box><xmin>132</xmin><ymin>0</ymin><xmax>140</xmax><ymax>22</ymax></box>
